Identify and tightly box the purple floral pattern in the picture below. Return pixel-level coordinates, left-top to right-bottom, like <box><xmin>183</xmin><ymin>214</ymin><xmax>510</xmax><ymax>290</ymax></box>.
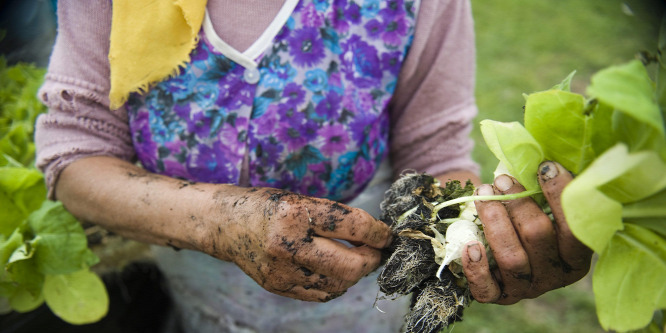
<box><xmin>126</xmin><ymin>0</ymin><xmax>419</xmax><ymax>202</ymax></box>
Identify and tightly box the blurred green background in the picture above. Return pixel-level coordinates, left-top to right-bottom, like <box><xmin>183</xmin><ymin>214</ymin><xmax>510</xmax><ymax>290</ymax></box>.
<box><xmin>471</xmin><ymin>0</ymin><xmax>665</xmax><ymax>182</ymax></box>
<box><xmin>459</xmin><ymin>0</ymin><xmax>664</xmax><ymax>332</ymax></box>
<box><xmin>2</xmin><ymin>0</ymin><xmax>665</xmax><ymax>332</ymax></box>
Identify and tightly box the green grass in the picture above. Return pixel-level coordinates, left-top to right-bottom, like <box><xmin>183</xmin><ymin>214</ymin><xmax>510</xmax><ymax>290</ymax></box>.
<box><xmin>451</xmin><ymin>276</ymin><xmax>604</xmax><ymax>333</ymax></box>
<box><xmin>471</xmin><ymin>0</ymin><xmax>665</xmax><ymax>182</ymax></box>
<box><xmin>455</xmin><ymin>1</ymin><xmax>664</xmax><ymax>332</ymax></box>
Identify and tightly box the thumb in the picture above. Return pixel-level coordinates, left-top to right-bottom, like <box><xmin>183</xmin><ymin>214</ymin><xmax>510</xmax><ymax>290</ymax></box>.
<box><xmin>537</xmin><ymin>161</ymin><xmax>591</xmax><ymax>272</ymax></box>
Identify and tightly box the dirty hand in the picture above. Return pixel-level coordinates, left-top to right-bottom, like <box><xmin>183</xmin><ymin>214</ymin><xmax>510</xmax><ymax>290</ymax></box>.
<box><xmin>462</xmin><ymin>161</ymin><xmax>593</xmax><ymax>305</ymax></box>
<box><xmin>208</xmin><ymin>187</ymin><xmax>393</xmax><ymax>302</ymax></box>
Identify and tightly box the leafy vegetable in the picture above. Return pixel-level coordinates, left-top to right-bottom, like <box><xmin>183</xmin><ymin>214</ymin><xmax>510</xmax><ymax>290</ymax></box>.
<box><xmin>0</xmin><ymin>58</ymin><xmax>108</xmax><ymax>324</ymax></box>
<box><xmin>0</xmin><ymin>167</ymin><xmax>46</xmax><ymax>235</ymax></box>
<box><xmin>479</xmin><ymin>120</ymin><xmax>544</xmax><ymax>193</ymax></box>
<box><xmin>593</xmin><ymin>224</ymin><xmax>666</xmax><ymax>332</ymax></box>
<box><xmin>480</xmin><ymin>59</ymin><xmax>666</xmax><ymax>332</ymax></box>
<box><xmin>43</xmin><ymin>269</ymin><xmax>109</xmax><ymax>325</ymax></box>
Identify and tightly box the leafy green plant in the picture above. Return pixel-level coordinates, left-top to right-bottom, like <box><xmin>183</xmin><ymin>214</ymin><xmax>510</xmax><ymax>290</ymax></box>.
<box><xmin>478</xmin><ymin>58</ymin><xmax>665</xmax><ymax>332</ymax></box>
<box><xmin>0</xmin><ymin>57</ymin><xmax>109</xmax><ymax>324</ymax></box>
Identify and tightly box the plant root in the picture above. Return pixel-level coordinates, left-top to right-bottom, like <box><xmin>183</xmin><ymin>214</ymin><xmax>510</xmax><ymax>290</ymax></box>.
<box><xmin>377</xmin><ymin>172</ymin><xmax>475</xmax><ymax>332</ymax></box>
<box><xmin>404</xmin><ymin>273</ymin><xmax>467</xmax><ymax>333</ymax></box>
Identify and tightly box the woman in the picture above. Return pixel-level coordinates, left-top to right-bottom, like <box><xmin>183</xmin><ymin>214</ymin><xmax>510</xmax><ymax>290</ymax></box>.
<box><xmin>35</xmin><ymin>0</ymin><xmax>591</xmax><ymax>331</ymax></box>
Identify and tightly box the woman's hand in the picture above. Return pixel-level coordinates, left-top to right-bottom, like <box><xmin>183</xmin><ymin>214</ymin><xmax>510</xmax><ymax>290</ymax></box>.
<box><xmin>462</xmin><ymin>161</ymin><xmax>593</xmax><ymax>304</ymax></box>
<box><xmin>207</xmin><ymin>187</ymin><xmax>393</xmax><ymax>302</ymax></box>
<box><xmin>56</xmin><ymin>157</ymin><xmax>392</xmax><ymax>303</ymax></box>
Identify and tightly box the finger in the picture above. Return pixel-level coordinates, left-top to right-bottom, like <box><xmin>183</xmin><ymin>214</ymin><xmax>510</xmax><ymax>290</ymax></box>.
<box><xmin>538</xmin><ymin>161</ymin><xmax>593</xmax><ymax>275</ymax></box>
<box><xmin>271</xmin><ymin>284</ymin><xmax>347</xmax><ymax>303</ymax></box>
<box><xmin>462</xmin><ymin>241</ymin><xmax>501</xmax><ymax>303</ymax></box>
<box><xmin>306</xmin><ymin>203</ymin><xmax>393</xmax><ymax>249</ymax></box>
<box><xmin>474</xmin><ymin>184</ymin><xmax>531</xmax><ymax>304</ymax></box>
<box><xmin>293</xmin><ymin>236</ymin><xmax>382</xmax><ymax>282</ymax></box>
<box><xmin>295</xmin><ymin>266</ymin><xmax>355</xmax><ymax>292</ymax></box>
<box><xmin>494</xmin><ymin>175</ymin><xmax>562</xmax><ymax>292</ymax></box>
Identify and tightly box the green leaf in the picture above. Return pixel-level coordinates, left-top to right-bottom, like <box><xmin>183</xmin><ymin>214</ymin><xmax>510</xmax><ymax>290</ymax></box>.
<box><xmin>593</xmin><ymin>224</ymin><xmax>666</xmax><ymax>332</ymax></box>
<box><xmin>0</xmin><ymin>230</ymin><xmax>24</xmax><ymax>284</ymax></box>
<box><xmin>6</xmin><ymin>242</ymin><xmax>44</xmax><ymax>297</ymax></box>
<box><xmin>551</xmin><ymin>70</ymin><xmax>576</xmax><ymax>91</ymax></box>
<box><xmin>43</xmin><ymin>270</ymin><xmax>109</xmax><ymax>325</ymax></box>
<box><xmin>611</xmin><ymin>110</ymin><xmax>666</xmax><ymax>161</ymax></box>
<box><xmin>28</xmin><ymin>201</ymin><xmax>99</xmax><ymax>275</ymax></box>
<box><xmin>0</xmin><ymin>125</ymin><xmax>36</xmax><ymax>167</ymax></box>
<box><xmin>0</xmin><ymin>167</ymin><xmax>46</xmax><ymax>236</ymax></box>
<box><xmin>480</xmin><ymin>120</ymin><xmax>544</xmax><ymax>193</ymax></box>
<box><xmin>524</xmin><ymin>89</ymin><xmax>594</xmax><ymax>174</ymax></box>
<box><xmin>8</xmin><ymin>285</ymin><xmax>44</xmax><ymax>313</ymax></box>
<box><xmin>627</xmin><ymin>218</ymin><xmax>666</xmax><ymax>239</ymax></box>
<box><xmin>588</xmin><ymin>101</ymin><xmax>616</xmax><ymax>157</ymax></box>
<box><xmin>562</xmin><ymin>144</ymin><xmax>666</xmax><ymax>253</ymax></box>
<box><xmin>624</xmin><ymin>189</ymin><xmax>666</xmax><ymax>238</ymax></box>
<box><xmin>597</xmin><ymin>152</ymin><xmax>666</xmax><ymax>204</ymax></box>
<box><xmin>587</xmin><ymin>60</ymin><xmax>664</xmax><ymax>138</ymax></box>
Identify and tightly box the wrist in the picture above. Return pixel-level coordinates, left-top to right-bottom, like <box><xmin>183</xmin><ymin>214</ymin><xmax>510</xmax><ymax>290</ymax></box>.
<box><xmin>194</xmin><ymin>184</ymin><xmax>262</xmax><ymax>262</ymax></box>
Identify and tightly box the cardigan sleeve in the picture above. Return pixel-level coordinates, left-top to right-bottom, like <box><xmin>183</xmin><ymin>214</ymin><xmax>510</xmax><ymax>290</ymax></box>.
<box><xmin>389</xmin><ymin>0</ymin><xmax>479</xmax><ymax>179</ymax></box>
<box><xmin>35</xmin><ymin>0</ymin><xmax>135</xmax><ymax>199</ymax></box>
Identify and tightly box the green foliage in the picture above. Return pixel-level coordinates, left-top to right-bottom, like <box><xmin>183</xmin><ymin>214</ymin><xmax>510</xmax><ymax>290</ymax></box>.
<box><xmin>471</xmin><ymin>0</ymin><xmax>665</xmax><ymax>183</ymax></box>
<box><xmin>480</xmin><ymin>60</ymin><xmax>666</xmax><ymax>332</ymax></box>
<box><xmin>43</xmin><ymin>270</ymin><xmax>109</xmax><ymax>325</ymax></box>
<box><xmin>0</xmin><ymin>57</ymin><xmax>47</xmax><ymax>167</ymax></box>
<box><xmin>479</xmin><ymin>120</ymin><xmax>544</xmax><ymax>192</ymax></box>
<box><xmin>0</xmin><ymin>58</ymin><xmax>108</xmax><ymax>324</ymax></box>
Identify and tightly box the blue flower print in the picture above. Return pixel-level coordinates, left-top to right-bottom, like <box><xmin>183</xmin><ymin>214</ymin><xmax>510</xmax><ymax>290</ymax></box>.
<box><xmin>321</xmin><ymin>27</ymin><xmax>343</xmax><ymax>54</ymax></box>
<box><xmin>259</xmin><ymin>58</ymin><xmax>297</xmax><ymax>90</ymax></box>
<box><xmin>282</xmin><ymin>82</ymin><xmax>306</xmax><ymax>107</ymax></box>
<box><xmin>300</xmin><ymin>174</ymin><xmax>327</xmax><ymax>197</ymax></box>
<box><xmin>361</xmin><ymin>0</ymin><xmax>380</xmax><ymax>18</ymax></box>
<box><xmin>302</xmin><ymin>3</ymin><xmax>324</xmax><ymax>27</ymax></box>
<box><xmin>364</xmin><ymin>19</ymin><xmax>384</xmax><ymax>39</ymax></box>
<box><xmin>276</xmin><ymin>16</ymin><xmax>295</xmax><ymax>41</ymax></box>
<box><xmin>315</xmin><ymin>90</ymin><xmax>342</xmax><ymax>119</ymax></box>
<box><xmin>319</xmin><ymin>123</ymin><xmax>350</xmax><ymax>157</ymax></box>
<box><xmin>304</xmin><ymin>69</ymin><xmax>328</xmax><ymax>93</ymax></box>
<box><xmin>313</xmin><ymin>0</ymin><xmax>330</xmax><ymax>12</ymax></box>
<box><xmin>381</xmin><ymin>51</ymin><xmax>403</xmax><ymax>75</ymax></box>
<box><xmin>345</xmin><ymin>1</ymin><xmax>362</xmax><ymax>24</ymax></box>
<box><xmin>341</xmin><ymin>35</ymin><xmax>382</xmax><ymax>88</ymax></box>
<box><xmin>127</xmin><ymin>0</ymin><xmax>421</xmax><ymax>203</ymax></box>
<box><xmin>328</xmin><ymin>0</ymin><xmax>350</xmax><ymax>34</ymax></box>
<box><xmin>191</xmin><ymin>82</ymin><xmax>219</xmax><ymax>109</ymax></box>
<box><xmin>385</xmin><ymin>79</ymin><xmax>397</xmax><ymax>94</ymax></box>
<box><xmin>380</xmin><ymin>9</ymin><xmax>408</xmax><ymax>46</ymax></box>
<box><xmin>149</xmin><ymin>110</ymin><xmax>181</xmax><ymax>144</ymax></box>
<box><xmin>276</xmin><ymin>121</ymin><xmax>308</xmax><ymax>151</ymax></box>
<box><xmin>288</xmin><ymin>27</ymin><xmax>326</xmax><ymax>68</ymax></box>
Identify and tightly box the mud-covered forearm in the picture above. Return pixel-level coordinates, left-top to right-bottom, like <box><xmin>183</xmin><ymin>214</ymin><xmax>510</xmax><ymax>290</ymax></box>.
<box><xmin>55</xmin><ymin>156</ymin><xmax>237</xmax><ymax>256</ymax></box>
<box><xmin>55</xmin><ymin>156</ymin><xmax>394</xmax><ymax>302</ymax></box>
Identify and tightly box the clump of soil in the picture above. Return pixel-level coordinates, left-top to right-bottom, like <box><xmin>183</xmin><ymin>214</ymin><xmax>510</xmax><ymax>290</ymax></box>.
<box><xmin>377</xmin><ymin>172</ymin><xmax>475</xmax><ymax>333</ymax></box>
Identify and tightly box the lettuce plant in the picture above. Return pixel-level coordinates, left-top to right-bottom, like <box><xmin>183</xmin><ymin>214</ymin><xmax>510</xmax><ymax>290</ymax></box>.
<box><xmin>480</xmin><ymin>59</ymin><xmax>666</xmax><ymax>332</ymax></box>
<box><xmin>0</xmin><ymin>58</ymin><xmax>109</xmax><ymax>324</ymax></box>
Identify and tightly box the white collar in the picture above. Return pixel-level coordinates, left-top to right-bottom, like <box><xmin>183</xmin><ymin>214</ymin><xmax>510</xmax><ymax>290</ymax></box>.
<box><xmin>202</xmin><ymin>0</ymin><xmax>299</xmax><ymax>69</ymax></box>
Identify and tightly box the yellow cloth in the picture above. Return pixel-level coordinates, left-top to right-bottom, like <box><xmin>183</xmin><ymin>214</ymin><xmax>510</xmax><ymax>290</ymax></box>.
<box><xmin>108</xmin><ymin>0</ymin><xmax>207</xmax><ymax>110</ymax></box>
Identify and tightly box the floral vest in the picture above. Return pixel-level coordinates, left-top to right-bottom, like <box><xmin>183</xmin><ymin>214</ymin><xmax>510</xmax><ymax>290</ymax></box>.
<box><xmin>126</xmin><ymin>0</ymin><xmax>420</xmax><ymax>202</ymax></box>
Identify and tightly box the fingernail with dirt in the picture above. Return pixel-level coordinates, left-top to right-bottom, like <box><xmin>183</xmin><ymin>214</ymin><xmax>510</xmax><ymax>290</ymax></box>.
<box><xmin>494</xmin><ymin>175</ymin><xmax>514</xmax><ymax>191</ymax></box>
<box><xmin>468</xmin><ymin>243</ymin><xmax>481</xmax><ymax>262</ymax></box>
<box><xmin>539</xmin><ymin>161</ymin><xmax>558</xmax><ymax>181</ymax></box>
<box><xmin>475</xmin><ymin>184</ymin><xmax>494</xmax><ymax>197</ymax></box>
